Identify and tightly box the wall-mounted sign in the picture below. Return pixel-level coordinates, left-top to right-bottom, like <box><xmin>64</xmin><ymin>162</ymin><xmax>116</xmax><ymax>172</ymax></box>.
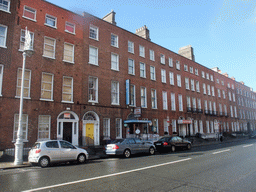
<box><xmin>134</xmin><ymin>107</ymin><xmax>141</xmax><ymax>117</ymax></box>
<box><xmin>178</xmin><ymin>120</ymin><xmax>192</xmax><ymax>124</ymax></box>
<box><xmin>64</xmin><ymin>113</ymin><xmax>70</xmax><ymax>119</ymax></box>
<box><xmin>126</xmin><ymin>79</ymin><xmax>130</xmax><ymax>105</ymax></box>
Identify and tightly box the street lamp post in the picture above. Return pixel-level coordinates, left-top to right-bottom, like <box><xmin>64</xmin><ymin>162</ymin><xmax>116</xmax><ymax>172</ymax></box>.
<box><xmin>14</xmin><ymin>27</ymin><xmax>32</xmax><ymax>165</ymax></box>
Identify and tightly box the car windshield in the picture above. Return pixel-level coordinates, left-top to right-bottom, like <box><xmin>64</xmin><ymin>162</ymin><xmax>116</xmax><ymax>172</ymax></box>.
<box><xmin>158</xmin><ymin>137</ymin><xmax>171</xmax><ymax>142</ymax></box>
<box><xmin>110</xmin><ymin>139</ymin><xmax>125</xmax><ymax>144</ymax></box>
<box><xmin>32</xmin><ymin>143</ymin><xmax>40</xmax><ymax>149</ymax></box>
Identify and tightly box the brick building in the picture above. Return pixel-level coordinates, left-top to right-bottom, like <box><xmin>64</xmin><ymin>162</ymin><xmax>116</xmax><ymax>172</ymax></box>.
<box><xmin>0</xmin><ymin>0</ymin><xmax>255</xmax><ymax>150</ymax></box>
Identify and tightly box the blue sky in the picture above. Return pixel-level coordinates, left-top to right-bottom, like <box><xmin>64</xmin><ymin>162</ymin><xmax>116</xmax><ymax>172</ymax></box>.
<box><xmin>50</xmin><ymin>0</ymin><xmax>256</xmax><ymax>91</ymax></box>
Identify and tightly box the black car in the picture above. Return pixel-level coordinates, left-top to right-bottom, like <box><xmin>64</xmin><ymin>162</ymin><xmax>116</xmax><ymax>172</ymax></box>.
<box><xmin>154</xmin><ymin>136</ymin><xmax>191</xmax><ymax>152</ymax></box>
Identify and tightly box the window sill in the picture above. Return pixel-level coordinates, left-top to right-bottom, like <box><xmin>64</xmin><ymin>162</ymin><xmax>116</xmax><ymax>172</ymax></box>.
<box><xmin>0</xmin><ymin>10</ymin><xmax>11</xmax><ymax>14</ymax></box>
<box><xmin>140</xmin><ymin>76</ymin><xmax>146</xmax><ymax>79</ymax></box>
<box><xmin>160</xmin><ymin>63</ymin><xmax>165</xmax><ymax>65</ymax></box>
<box><xmin>65</xmin><ymin>30</ymin><xmax>76</xmax><ymax>35</ymax></box>
<box><xmin>128</xmin><ymin>73</ymin><xmax>135</xmax><ymax>76</ymax></box>
<box><xmin>40</xmin><ymin>98</ymin><xmax>54</xmax><ymax>102</ymax></box>
<box><xmin>111</xmin><ymin>103</ymin><xmax>120</xmax><ymax>106</ymax></box>
<box><xmin>63</xmin><ymin>60</ymin><xmax>74</xmax><ymax>64</ymax></box>
<box><xmin>44</xmin><ymin>23</ymin><xmax>57</xmax><ymax>29</ymax></box>
<box><xmin>22</xmin><ymin>16</ymin><xmax>37</xmax><ymax>22</ymax></box>
<box><xmin>43</xmin><ymin>55</ymin><xmax>55</xmax><ymax>60</ymax></box>
<box><xmin>111</xmin><ymin>45</ymin><xmax>119</xmax><ymax>48</ymax></box>
<box><xmin>88</xmin><ymin>62</ymin><xmax>99</xmax><ymax>66</ymax></box>
<box><xmin>89</xmin><ymin>37</ymin><xmax>98</xmax><ymax>41</ymax></box>
<box><xmin>0</xmin><ymin>46</ymin><xmax>7</xmax><ymax>49</ymax></box>
<box><xmin>12</xmin><ymin>140</ymin><xmax>28</xmax><ymax>143</ymax></box>
<box><xmin>89</xmin><ymin>101</ymin><xmax>99</xmax><ymax>104</ymax></box>
<box><xmin>61</xmin><ymin>101</ymin><xmax>74</xmax><ymax>104</ymax></box>
<box><xmin>15</xmin><ymin>96</ymin><xmax>31</xmax><ymax>99</ymax></box>
<box><xmin>128</xmin><ymin>51</ymin><xmax>134</xmax><ymax>54</ymax></box>
<box><xmin>19</xmin><ymin>49</ymin><xmax>34</xmax><ymax>52</ymax></box>
<box><xmin>111</xmin><ymin>68</ymin><xmax>119</xmax><ymax>72</ymax></box>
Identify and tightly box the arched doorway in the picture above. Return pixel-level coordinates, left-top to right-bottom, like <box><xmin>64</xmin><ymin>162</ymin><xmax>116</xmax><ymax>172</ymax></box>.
<box><xmin>57</xmin><ymin>111</ymin><xmax>79</xmax><ymax>146</ymax></box>
<box><xmin>82</xmin><ymin>111</ymin><xmax>100</xmax><ymax>146</ymax></box>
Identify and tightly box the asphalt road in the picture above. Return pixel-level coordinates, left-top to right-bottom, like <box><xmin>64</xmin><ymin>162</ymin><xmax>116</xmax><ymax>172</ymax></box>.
<box><xmin>0</xmin><ymin>139</ymin><xmax>255</xmax><ymax>192</ymax></box>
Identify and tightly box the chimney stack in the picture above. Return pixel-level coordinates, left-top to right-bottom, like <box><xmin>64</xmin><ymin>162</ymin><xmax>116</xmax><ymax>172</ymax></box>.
<box><xmin>135</xmin><ymin>25</ymin><xmax>151</xmax><ymax>41</ymax></box>
<box><xmin>178</xmin><ymin>45</ymin><xmax>195</xmax><ymax>61</ymax></box>
<box><xmin>103</xmin><ymin>10</ymin><xmax>116</xmax><ymax>25</ymax></box>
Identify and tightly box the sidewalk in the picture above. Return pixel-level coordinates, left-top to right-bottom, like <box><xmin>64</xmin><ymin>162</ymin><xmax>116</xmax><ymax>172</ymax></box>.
<box><xmin>0</xmin><ymin>136</ymin><xmax>249</xmax><ymax>170</ymax></box>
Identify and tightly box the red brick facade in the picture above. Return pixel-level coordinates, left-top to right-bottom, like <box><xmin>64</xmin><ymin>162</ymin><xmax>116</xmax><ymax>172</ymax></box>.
<box><xmin>0</xmin><ymin>0</ymin><xmax>255</xmax><ymax>149</ymax></box>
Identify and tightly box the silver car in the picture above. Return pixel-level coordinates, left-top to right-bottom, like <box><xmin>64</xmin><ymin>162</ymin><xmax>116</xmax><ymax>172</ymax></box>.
<box><xmin>105</xmin><ymin>138</ymin><xmax>155</xmax><ymax>158</ymax></box>
<box><xmin>28</xmin><ymin>140</ymin><xmax>89</xmax><ymax>168</ymax></box>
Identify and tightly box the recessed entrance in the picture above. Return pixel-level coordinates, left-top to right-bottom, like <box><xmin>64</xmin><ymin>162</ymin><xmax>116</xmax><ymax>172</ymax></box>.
<box><xmin>63</xmin><ymin>122</ymin><xmax>72</xmax><ymax>143</ymax></box>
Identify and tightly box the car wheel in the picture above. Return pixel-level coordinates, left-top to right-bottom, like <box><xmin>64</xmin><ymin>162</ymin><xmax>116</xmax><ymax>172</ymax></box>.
<box><xmin>123</xmin><ymin>149</ymin><xmax>131</xmax><ymax>158</ymax></box>
<box><xmin>187</xmin><ymin>144</ymin><xmax>191</xmax><ymax>150</ymax></box>
<box><xmin>77</xmin><ymin>154</ymin><xmax>86</xmax><ymax>164</ymax></box>
<box><xmin>149</xmin><ymin>147</ymin><xmax>155</xmax><ymax>155</ymax></box>
<box><xmin>39</xmin><ymin>157</ymin><xmax>50</xmax><ymax>168</ymax></box>
<box><xmin>171</xmin><ymin>145</ymin><xmax>176</xmax><ymax>152</ymax></box>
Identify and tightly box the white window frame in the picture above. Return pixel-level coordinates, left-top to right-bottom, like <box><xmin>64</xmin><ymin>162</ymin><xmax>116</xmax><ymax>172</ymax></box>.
<box><xmin>88</xmin><ymin>76</ymin><xmax>98</xmax><ymax>103</ymax></box>
<box><xmin>111</xmin><ymin>33</ymin><xmax>118</xmax><ymax>48</ymax></box>
<box><xmin>161</xmin><ymin>69</ymin><xmax>166</xmax><ymax>83</ymax></box>
<box><xmin>197</xmin><ymin>98</ymin><xmax>202</xmax><ymax>110</ymax></box>
<box><xmin>149</xmin><ymin>49</ymin><xmax>155</xmax><ymax>61</ymax></box>
<box><xmin>206</xmin><ymin>121</ymin><xmax>210</xmax><ymax>133</ymax></box>
<box><xmin>203</xmin><ymin>83</ymin><xmax>206</xmax><ymax>94</ymax></box>
<box><xmin>185</xmin><ymin>77</ymin><xmax>190</xmax><ymax>90</ymax></box>
<box><xmin>13</xmin><ymin>114</ymin><xmax>28</xmax><ymax>142</ymax></box>
<box><xmin>130</xmin><ymin>84</ymin><xmax>136</xmax><ymax>107</ymax></box>
<box><xmin>172</xmin><ymin>120</ymin><xmax>177</xmax><ymax>132</ymax></box>
<box><xmin>184</xmin><ymin>64</ymin><xmax>188</xmax><ymax>71</ymax></box>
<box><xmin>16</xmin><ymin>68</ymin><xmax>31</xmax><ymax>99</ymax></box>
<box><xmin>171</xmin><ymin>93</ymin><xmax>176</xmax><ymax>111</ymax></box>
<box><xmin>160</xmin><ymin>54</ymin><xmax>165</xmax><ymax>64</ymax></box>
<box><xmin>89</xmin><ymin>25</ymin><xmax>98</xmax><ymax>40</ymax></box>
<box><xmin>150</xmin><ymin>66</ymin><xmax>156</xmax><ymax>80</ymax></box>
<box><xmin>169</xmin><ymin>57</ymin><xmax>173</xmax><ymax>67</ymax></box>
<box><xmin>89</xmin><ymin>46</ymin><xmax>98</xmax><ymax>66</ymax></box>
<box><xmin>103</xmin><ymin>118</ymin><xmax>110</xmax><ymax>139</ymax></box>
<box><xmin>194</xmin><ymin>120</ymin><xmax>198</xmax><ymax>133</ymax></box>
<box><xmin>190</xmin><ymin>66</ymin><xmax>193</xmax><ymax>73</ymax></box>
<box><xmin>0</xmin><ymin>0</ymin><xmax>10</xmax><ymax>13</ymax></box>
<box><xmin>111</xmin><ymin>81</ymin><xmax>119</xmax><ymax>105</ymax></box>
<box><xmin>140</xmin><ymin>62</ymin><xmax>146</xmax><ymax>78</ymax></box>
<box><xmin>0</xmin><ymin>65</ymin><xmax>3</xmax><ymax>96</ymax></box>
<box><xmin>211</xmin><ymin>86</ymin><xmax>215</xmax><ymax>96</ymax></box>
<box><xmin>139</xmin><ymin>45</ymin><xmax>145</xmax><ymax>57</ymax></box>
<box><xmin>151</xmin><ymin>89</ymin><xmax>157</xmax><ymax>109</ymax></box>
<box><xmin>223</xmin><ymin>90</ymin><xmax>226</xmax><ymax>99</ymax></box>
<box><xmin>128</xmin><ymin>41</ymin><xmax>134</xmax><ymax>53</ymax></box>
<box><xmin>128</xmin><ymin>58</ymin><xmax>135</xmax><ymax>75</ymax></box>
<box><xmin>177</xmin><ymin>74</ymin><xmax>181</xmax><ymax>87</ymax></box>
<box><xmin>141</xmin><ymin>87</ymin><xmax>147</xmax><ymax>108</ymax></box>
<box><xmin>19</xmin><ymin>29</ymin><xmax>34</xmax><ymax>51</ymax></box>
<box><xmin>162</xmin><ymin>91</ymin><xmax>168</xmax><ymax>110</ymax></box>
<box><xmin>0</xmin><ymin>24</ymin><xmax>7</xmax><ymax>48</ymax></box>
<box><xmin>169</xmin><ymin>72</ymin><xmax>174</xmax><ymax>85</ymax></box>
<box><xmin>45</xmin><ymin>14</ymin><xmax>57</xmax><ymax>28</ymax></box>
<box><xmin>207</xmin><ymin>85</ymin><xmax>211</xmax><ymax>95</ymax></box>
<box><xmin>187</xmin><ymin>96</ymin><xmax>191</xmax><ymax>108</ymax></box>
<box><xmin>206</xmin><ymin>73</ymin><xmax>209</xmax><ymax>80</ymax></box>
<box><xmin>178</xmin><ymin>94</ymin><xmax>183</xmax><ymax>111</ymax></box>
<box><xmin>232</xmin><ymin>93</ymin><xmax>236</xmax><ymax>102</ymax></box>
<box><xmin>116</xmin><ymin>118</ymin><xmax>122</xmax><ymax>139</ymax></box>
<box><xmin>38</xmin><ymin>115</ymin><xmax>51</xmax><ymax>140</ymax></box>
<box><xmin>43</xmin><ymin>36</ymin><xmax>56</xmax><ymax>59</ymax></box>
<box><xmin>176</xmin><ymin>60</ymin><xmax>180</xmax><ymax>70</ymax></box>
<box><xmin>199</xmin><ymin>120</ymin><xmax>203</xmax><ymax>133</ymax></box>
<box><xmin>202</xmin><ymin>71</ymin><xmax>205</xmax><ymax>78</ymax></box>
<box><xmin>196</xmin><ymin>81</ymin><xmax>200</xmax><ymax>92</ymax></box>
<box><xmin>40</xmin><ymin>72</ymin><xmax>54</xmax><ymax>101</ymax></box>
<box><xmin>65</xmin><ymin>22</ymin><xmax>75</xmax><ymax>34</ymax></box>
<box><xmin>63</xmin><ymin>42</ymin><xmax>74</xmax><ymax>63</ymax></box>
<box><xmin>23</xmin><ymin>5</ymin><xmax>37</xmax><ymax>21</ymax></box>
<box><xmin>210</xmin><ymin>75</ymin><xmax>214</xmax><ymax>81</ymax></box>
<box><xmin>195</xmin><ymin>68</ymin><xmax>199</xmax><ymax>76</ymax></box>
<box><xmin>62</xmin><ymin>76</ymin><xmax>73</xmax><ymax>103</ymax></box>
<box><xmin>111</xmin><ymin>53</ymin><xmax>119</xmax><ymax>71</ymax></box>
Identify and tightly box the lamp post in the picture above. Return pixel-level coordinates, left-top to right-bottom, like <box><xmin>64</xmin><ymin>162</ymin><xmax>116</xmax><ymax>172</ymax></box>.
<box><xmin>14</xmin><ymin>27</ymin><xmax>32</xmax><ymax>165</ymax></box>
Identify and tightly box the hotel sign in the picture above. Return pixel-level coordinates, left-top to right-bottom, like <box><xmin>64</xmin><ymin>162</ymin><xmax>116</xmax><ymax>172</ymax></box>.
<box><xmin>178</xmin><ymin>120</ymin><xmax>192</xmax><ymax>124</ymax></box>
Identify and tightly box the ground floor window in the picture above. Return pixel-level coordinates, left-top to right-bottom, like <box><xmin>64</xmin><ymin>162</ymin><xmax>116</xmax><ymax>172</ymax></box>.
<box><xmin>116</xmin><ymin>118</ymin><xmax>122</xmax><ymax>138</ymax></box>
<box><xmin>13</xmin><ymin>114</ymin><xmax>28</xmax><ymax>141</ymax></box>
<box><xmin>103</xmin><ymin>118</ymin><xmax>110</xmax><ymax>139</ymax></box>
<box><xmin>38</xmin><ymin>115</ymin><xmax>51</xmax><ymax>140</ymax></box>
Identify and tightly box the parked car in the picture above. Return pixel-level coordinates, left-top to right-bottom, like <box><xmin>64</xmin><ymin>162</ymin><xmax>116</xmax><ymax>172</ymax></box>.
<box><xmin>154</xmin><ymin>136</ymin><xmax>191</xmax><ymax>152</ymax></box>
<box><xmin>105</xmin><ymin>138</ymin><xmax>155</xmax><ymax>158</ymax></box>
<box><xmin>28</xmin><ymin>140</ymin><xmax>89</xmax><ymax>168</ymax></box>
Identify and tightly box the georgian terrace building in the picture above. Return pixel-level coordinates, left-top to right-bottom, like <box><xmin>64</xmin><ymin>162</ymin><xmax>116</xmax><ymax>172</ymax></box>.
<box><xmin>0</xmin><ymin>0</ymin><xmax>255</xmax><ymax>150</ymax></box>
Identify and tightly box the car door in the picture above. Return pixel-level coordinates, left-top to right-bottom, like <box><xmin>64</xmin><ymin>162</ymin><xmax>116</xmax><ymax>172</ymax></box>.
<box><xmin>59</xmin><ymin>141</ymin><xmax>78</xmax><ymax>161</ymax></box>
<box><xmin>134</xmin><ymin>138</ymin><xmax>143</xmax><ymax>153</ymax></box>
<box><xmin>175</xmin><ymin>137</ymin><xmax>183</xmax><ymax>148</ymax></box>
<box><xmin>44</xmin><ymin>141</ymin><xmax>61</xmax><ymax>161</ymax></box>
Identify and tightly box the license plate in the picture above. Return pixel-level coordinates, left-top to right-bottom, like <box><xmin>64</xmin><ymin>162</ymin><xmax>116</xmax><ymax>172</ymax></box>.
<box><xmin>155</xmin><ymin>143</ymin><xmax>161</xmax><ymax>145</ymax></box>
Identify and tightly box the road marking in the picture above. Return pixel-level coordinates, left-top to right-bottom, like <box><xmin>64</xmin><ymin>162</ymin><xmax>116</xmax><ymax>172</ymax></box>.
<box><xmin>23</xmin><ymin>158</ymin><xmax>191</xmax><ymax>192</ymax></box>
<box><xmin>212</xmin><ymin>149</ymin><xmax>230</xmax><ymax>155</ymax></box>
<box><xmin>243</xmin><ymin>144</ymin><xmax>253</xmax><ymax>148</ymax></box>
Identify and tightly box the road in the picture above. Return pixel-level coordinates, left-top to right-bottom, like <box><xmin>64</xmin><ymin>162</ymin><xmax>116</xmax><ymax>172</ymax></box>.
<box><xmin>0</xmin><ymin>139</ymin><xmax>256</xmax><ymax>192</ymax></box>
